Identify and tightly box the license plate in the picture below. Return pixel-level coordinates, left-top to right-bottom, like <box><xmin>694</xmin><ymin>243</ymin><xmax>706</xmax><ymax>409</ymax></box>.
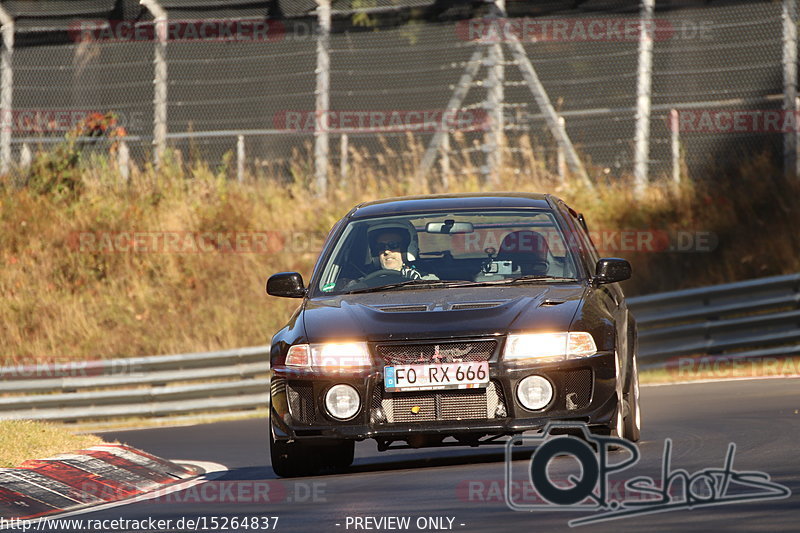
<box><xmin>383</xmin><ymin>361</ymin><xmax>489</xmax><ymax>392</ymax></box>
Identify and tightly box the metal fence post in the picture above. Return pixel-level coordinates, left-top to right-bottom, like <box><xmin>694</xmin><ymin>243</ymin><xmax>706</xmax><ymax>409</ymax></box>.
<box><xmin>141</xmin><ymin>0</ymin><xmax>168</xmax><ymax>169</ymax></box>
<box><xmin>500</xmin><ymin>20</ymin><xmax>592</xmax><ymax>188</ymax></box>
<box><xmin>315</xmin><ymin>0</ymin><xmax>331</xmax><ymax>195</ymax></box>
<box><xmin>118</xmin><ymin>139</ymin><xmax>130</xmax><ymax>183</ymax></box>
<box><xmin>670</xmin><ymin>109</ymin><xmax>680</xmax><ymax>185</ymax></box>
<box><xmin>236</xmin><ymin>135</ymin><xmax>245</xmax><ymax>183</ymax></box>
<box><xmin>340</xmin><ymin>133</ymin><xmax>348</xmax><ymax>182</ymax></box>
<box><xmin>0</xmin><ymin>6</ymin><xmax>13</xmax><ymax>175</ymax></box>
<box><xmin>633</xmin><ymin>0</ymin><xmax>655</xmax><ymax>197</ymax></box>
<box><xmin>557</xmin><ymin>116</ymin><xmax>566</xmax><ymax>182</ymax></box>
<box><xmin>20</xmin><ymin>142</ymin><xmax>30</xmax><ymax>170</ymax></box>
<box><xmin>484</xmin><ymin>0</ymin><xmax>505</xmax><ymax>184</ymax></box>
<box><xmin>439</xmin><ymin>132</ymin><xmax>450</xmax><ymax>188</ymax></box>
<box><xmin>419</xmin><ymin>47</ymin><xmax>484</xmax><ymax>177</ymax></box>
<box><xmin>783</xmin><ymin>0</ymin><xmax>798</xmax><ymax>180</ymax></box>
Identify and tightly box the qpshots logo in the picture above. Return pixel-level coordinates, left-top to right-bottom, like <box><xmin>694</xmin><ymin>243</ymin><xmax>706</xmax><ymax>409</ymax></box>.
<box><xmin>505</xmin><ymin>422</ymin><xmax>790</xmax><ymax>527</ymax></box>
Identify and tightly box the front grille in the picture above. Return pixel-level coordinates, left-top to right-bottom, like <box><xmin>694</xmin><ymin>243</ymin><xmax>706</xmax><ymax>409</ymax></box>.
<box><xmin>375</xmin><ymin>340</ymin><xmax>497</xmax><ymax>365</ymax></box>
<box><xmin>373</xmin><ymin>381</ymin><xmax>506</xmax><ymax>423</ymax></box>
<box><xmin>563</xmin><ymin>369</ymin><xmax>593</xmax><ymax>410</ymax></box>
<box><xmin>286</xmin><ymin>382</ymin><xmax>316</xmax><ymax>423</ymax></box>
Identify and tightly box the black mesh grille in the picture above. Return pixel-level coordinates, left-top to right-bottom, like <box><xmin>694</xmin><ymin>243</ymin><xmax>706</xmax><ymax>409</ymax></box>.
<box><xmin>439</xmin><ymin>389</ymin><xmax>488</xmax><ymax>420</ymax></box>
<box><xmin>389</xmin><ymin>393</ymin><xmax>439</xmax><ymax>423</ymax></box>
<box><xmin>375</xmin><ymin>340</ymin><xmax>497</xmax><ymax>365</ymax></box>
<box><xmin>374</xmin><ymin>380</ymin><xmax>505</xmax><ymax>423</ymax></box>
<box><xmin>563</xmin><ymin>369</ymin><xmax>593</xmax><ymax>411</ymax></box>
<box><xmin>286</xmin><ymin>382</ymin><xmax>316</xmax><ymax>424</ymax></box>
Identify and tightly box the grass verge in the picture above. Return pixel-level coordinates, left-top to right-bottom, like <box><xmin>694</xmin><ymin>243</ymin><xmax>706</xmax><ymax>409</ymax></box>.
<box><xmin>1</xmin><ymin>133</ymin><xmax>798</xmax><ymax>363</ymax></box>
<box><xmin>0</xmin><ymin>420</ymin><xmax>108</xmax><ymax>468</ymax></box>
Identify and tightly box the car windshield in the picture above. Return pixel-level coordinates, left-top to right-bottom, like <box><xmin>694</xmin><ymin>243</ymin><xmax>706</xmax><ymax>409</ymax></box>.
<box><xmin>314</xmin><ymin>209</ymin><xmax>582</xmax><ymax>296</ymax></box>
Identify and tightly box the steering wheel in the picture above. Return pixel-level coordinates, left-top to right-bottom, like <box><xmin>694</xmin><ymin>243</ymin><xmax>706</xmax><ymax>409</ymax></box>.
<box><xmin>358</xmin><ymin>269</ymin><xmax>408</xmax><ymax>288</ymax></box>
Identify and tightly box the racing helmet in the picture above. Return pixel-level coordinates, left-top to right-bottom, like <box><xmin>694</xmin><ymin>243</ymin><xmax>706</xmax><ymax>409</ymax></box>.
<box><xmin>497</xmin><ymin>230</ymin><xmax>550</xmax><ymax>276</ymax></box>
<box><xmin>366</xmin><ymin>220</ymin><xmax>419</xmax><ymax>266</ymax></box>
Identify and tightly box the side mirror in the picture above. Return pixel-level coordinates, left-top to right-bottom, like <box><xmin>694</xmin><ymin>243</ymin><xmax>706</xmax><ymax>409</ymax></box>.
<box><xmin>267</xmin><ymin>272</ymin><xmax>306</xmax><ymax>298</ymax></box>
<box><xmin>594</xmin><ymin>258</ymin><xmax>631</xmax><ymax>285</ymax></box>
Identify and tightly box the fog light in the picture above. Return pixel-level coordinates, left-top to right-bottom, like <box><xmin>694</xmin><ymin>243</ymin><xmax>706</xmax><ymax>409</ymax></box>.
<box><xmin>516</xmin><ymin>375</ymin><xmax>553</xmax><ymax>411</ymax></box>
<box><xmin>325</xmin><ymin>384</ymin><xmax>361</xmax><ymax>420</ymax></box>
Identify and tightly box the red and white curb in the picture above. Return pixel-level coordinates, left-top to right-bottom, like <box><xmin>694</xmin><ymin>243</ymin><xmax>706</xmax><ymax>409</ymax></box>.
<box><xmin>0</xmin><ymin>444</ymin><xmax>204</xmax><ymax>520</ymax></box>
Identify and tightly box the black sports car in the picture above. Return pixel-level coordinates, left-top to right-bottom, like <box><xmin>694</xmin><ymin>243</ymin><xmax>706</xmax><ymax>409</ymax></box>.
<box><xmin>266</xmin><ymin>193</ymin><xmax>640</xmax><ymax>477</ymax></box>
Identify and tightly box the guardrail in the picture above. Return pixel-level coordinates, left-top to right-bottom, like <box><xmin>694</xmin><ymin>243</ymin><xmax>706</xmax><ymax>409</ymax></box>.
<box><xmin>0</xmin><ymin>346</ymin><xmax>270</xmax><ymax>423</ymax></box>
<box><xmin>1</xmin><ymin>274</ymin><xmax>797</xmax><ymax>423</ymax></box>
<box><xmin>628</xmin><ymin>273</ymin><xmax>800</xmax><ymax>368</ymax></box>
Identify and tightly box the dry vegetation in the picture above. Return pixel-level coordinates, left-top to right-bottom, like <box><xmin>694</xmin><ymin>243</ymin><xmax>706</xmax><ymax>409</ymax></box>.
<box><xmin>1</xmin><ymin>133</ymin><xmax>798</xmax><ymax>364</ymax></box>
<box><xmin>0</xmin><ymin>420</ymin><xmax>107</xmax><ymax>468</ymax></box>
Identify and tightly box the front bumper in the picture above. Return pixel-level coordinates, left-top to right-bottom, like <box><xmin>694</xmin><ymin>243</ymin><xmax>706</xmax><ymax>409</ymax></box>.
<box><xmin>270</xmin><ymin>351</ymin><xmax>618</xmax><ymax>443</ymax></box>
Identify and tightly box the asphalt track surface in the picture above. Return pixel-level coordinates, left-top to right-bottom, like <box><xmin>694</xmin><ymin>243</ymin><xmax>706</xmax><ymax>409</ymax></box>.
<box><xmin>42</xmin><ymin>379</ymin><xmax>800</xmax><ymax>532</ymax></box>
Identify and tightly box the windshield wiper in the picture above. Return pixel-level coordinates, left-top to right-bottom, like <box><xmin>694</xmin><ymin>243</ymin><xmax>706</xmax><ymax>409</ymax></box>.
<box><xmin>475</xmin><ymin>275</ymin><xmax>578</xmax><ymax>285</ymax></box>
<box><xmin>344</xmin><ymin>276</ymin><xmax>576</xmax><ymax>294</ymax></box>
<box><xmin>345</xmin><ymin>279</ymin><xmax>477</xmax><ymax>294</ymax></box>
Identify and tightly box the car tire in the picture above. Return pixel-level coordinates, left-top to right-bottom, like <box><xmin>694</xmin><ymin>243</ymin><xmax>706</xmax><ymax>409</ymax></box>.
<box><xmin>269</xmin><ymin>418</ymin><xmax>355</xmax><ymax>477</ymax></box>
<box><xmin>269</xmin><ymin>419</ymin><xmax>316</xmax><ymax>478</ymax></box>
<box><xmin>622</xmin><ymin>356</ymin><xmax>641</xmax><ymax>442</ymax></box>
<box><xmin>595</xmin><ymin>349</ymin><xmax>635</xmax><ymax>443</ymax></box>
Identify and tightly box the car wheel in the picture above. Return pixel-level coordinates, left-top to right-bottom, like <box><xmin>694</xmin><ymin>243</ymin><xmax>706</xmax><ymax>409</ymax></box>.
<box><xmin>622</xmin><ymin>356</ymin><xmax>641</xmax><ymax>442</ymax></box>
<box><xmin>269</xmin><ymin>419</ymin><xmax>355</xmax><ymax>476</ymax></box>
<box><xmin>269</xmin><ymin>418</ymin><xmax>316</xmax><ymax>477</ymax></box>
<box><xmin>594</xmin><ymin>350</ymin><xmax>629</xmax><ymax>442</ymax></box>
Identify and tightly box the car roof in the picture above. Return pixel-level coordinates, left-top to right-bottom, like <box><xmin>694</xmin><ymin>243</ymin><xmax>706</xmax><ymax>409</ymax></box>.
<box><xmin>350</xmin><ymin>193</ymin><xmax>555</xmax><ymax>219</ymax></box>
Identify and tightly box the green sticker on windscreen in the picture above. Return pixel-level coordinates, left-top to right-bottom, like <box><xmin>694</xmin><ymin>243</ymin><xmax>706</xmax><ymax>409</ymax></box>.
<box><xmin>321</xmin><ymin>282</ymin><xmax>335</xmax><ymax>292</ymax></box>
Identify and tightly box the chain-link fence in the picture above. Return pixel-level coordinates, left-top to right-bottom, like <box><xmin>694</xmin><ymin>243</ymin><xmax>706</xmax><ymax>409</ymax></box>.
<box><xmin>0</xmin><ymin>0</ymin><xmax>795</xmax><ymax>187</ymax></box>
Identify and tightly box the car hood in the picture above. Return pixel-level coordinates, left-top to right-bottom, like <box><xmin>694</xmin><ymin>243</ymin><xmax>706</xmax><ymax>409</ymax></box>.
<box><xmin>301</xmin><ymin>283</ymin><xmax>586</xmax><ymax>342</ymax></box>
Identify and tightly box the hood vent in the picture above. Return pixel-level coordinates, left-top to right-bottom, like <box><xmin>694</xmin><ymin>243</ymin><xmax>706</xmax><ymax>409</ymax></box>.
<box><xmin>377</xmin><ymin>304</ymin><xmax>429</xmax><ymax>313</ymax></box>
<box><xmin>540</xmin><ymin>299</ymin><xmax>566</xmax><ymax>306</ymax></box>
<box><xmin>450</xmin><ymin>302</ymin><xmax>503</xmax><ymax>310</ymax></box>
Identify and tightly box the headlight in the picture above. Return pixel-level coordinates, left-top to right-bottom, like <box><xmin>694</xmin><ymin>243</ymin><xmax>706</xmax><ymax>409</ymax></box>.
<box><xmin>325</xmin><ymin>384</ymin><xmax>361</xmax><ymax>420</ymax></box>
<box><xmin>503</xmin><ymin>332</ymin><xmax>597</xmax><ymax>362</ymax></box>
<box><xmin>516</xmin><ymin>375</ymin><xmax>553</xmax><ymax>410</ymax></box>
<box><xmin>286</xmin><ymin>342</ymin><xmax>371</xmax><ymax>369</ymax></box>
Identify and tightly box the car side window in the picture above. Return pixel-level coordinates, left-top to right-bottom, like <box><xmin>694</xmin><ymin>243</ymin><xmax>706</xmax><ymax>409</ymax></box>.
<box><xmin>554</xmin><ymin>201</ymin><xmax>597</xmax><ymax>276</ymax></box>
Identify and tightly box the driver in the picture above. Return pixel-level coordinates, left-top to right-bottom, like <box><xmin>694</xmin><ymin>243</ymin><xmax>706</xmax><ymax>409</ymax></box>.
<box><xmin>368</xmin><ymin>228</ymin><xmax>422</xmax><ymax>280</ymax></box>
